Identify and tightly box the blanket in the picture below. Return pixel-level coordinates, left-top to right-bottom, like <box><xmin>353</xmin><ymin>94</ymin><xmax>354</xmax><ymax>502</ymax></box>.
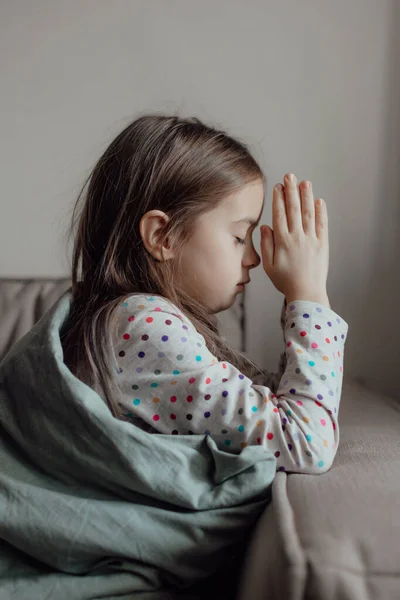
<box><xmin>0</xmin><ymin>290</ymin><xmax>276</xmax><ymax>600</ymax></box>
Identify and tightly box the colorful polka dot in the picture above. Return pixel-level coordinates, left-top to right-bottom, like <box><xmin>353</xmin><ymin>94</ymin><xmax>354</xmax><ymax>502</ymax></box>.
<box><xmin>133</xmin><ymin>399</ymin><xmax>140</xmax><ymax>405</ymax></box>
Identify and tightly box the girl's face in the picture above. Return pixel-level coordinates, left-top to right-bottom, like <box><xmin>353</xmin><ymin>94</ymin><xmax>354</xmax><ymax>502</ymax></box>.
<box><xmin>176</xmin><ymin>179</ymin><xmax>264</xmax><ymax>313</ymax></box>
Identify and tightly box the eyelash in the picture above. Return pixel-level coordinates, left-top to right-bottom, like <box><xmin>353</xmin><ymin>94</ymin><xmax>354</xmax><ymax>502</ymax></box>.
<box><xmin>235</xmin><ymin>237</ymin><xmax>246</xmax><ymax>246</ymax></box>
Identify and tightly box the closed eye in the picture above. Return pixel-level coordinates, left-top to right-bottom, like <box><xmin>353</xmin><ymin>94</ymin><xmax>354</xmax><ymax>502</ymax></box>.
<box><xmin>235</xmin><ymin>237</ymin><xmax>246</xmax><ymax>245</ymax></box>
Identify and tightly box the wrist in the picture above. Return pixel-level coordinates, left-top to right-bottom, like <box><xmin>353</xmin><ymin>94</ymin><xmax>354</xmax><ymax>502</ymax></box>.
<box><xmin>285</xmin><ymin>291</ymin><xmax>330</xmax><ymax>309</ymax></box>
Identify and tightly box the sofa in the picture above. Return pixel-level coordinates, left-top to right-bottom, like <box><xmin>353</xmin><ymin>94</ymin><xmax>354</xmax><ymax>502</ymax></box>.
<box><xmin>1</xmin><ymin>278</ymin><xmax>399</xmax><ymax>600</ymax></box>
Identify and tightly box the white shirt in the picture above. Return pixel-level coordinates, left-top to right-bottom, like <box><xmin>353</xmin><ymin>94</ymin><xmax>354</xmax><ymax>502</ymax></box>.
<box><xmin>109</xmin><ymin>294</ymin><xmax>349</xmax><ymax>474</ymax></box>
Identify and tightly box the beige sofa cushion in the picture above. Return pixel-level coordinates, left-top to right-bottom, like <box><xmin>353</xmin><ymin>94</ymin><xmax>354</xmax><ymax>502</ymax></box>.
<box><xmin>238</xmin><ymin>378</ymin><xmax>400</xmax><ymax>600</ymax></box>
<box><xmin>0</xmin><ymin>279</ymin><xmax>71</xmax><ymax>361</ymax></box>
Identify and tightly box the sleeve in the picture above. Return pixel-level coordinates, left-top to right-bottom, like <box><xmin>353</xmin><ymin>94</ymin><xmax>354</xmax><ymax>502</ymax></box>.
<box><xmin>252</xmin><ymin>297</ymin><xmax>288</xmax><ymax>393</ymax></box>
<box><xmin>113</xmin><ymin>295</ymin><xmax>349</xmax><ymax>475</ymax></box>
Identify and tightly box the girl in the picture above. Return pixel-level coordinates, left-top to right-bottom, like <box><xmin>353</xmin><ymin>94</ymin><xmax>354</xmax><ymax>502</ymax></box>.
<box><xmin>62</xmin><ymin>113</ymin><xmax>348</xmax><ymax>475</ymax></box>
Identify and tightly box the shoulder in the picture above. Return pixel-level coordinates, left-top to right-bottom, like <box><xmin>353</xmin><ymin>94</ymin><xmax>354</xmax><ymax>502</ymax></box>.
<box><xmin>112</xmin><ymin>293</ymin><xmax>216</xmax><ymax>365</ymax></box>
<box><xmin>119</xmin><ymin>294</ymin><xmax>190</xmax><ymax>321</ymax></box>
<box><xmin>114</xmin><ymin>293</ymin><xmax>197</xmax><ymax>336</ymax></box>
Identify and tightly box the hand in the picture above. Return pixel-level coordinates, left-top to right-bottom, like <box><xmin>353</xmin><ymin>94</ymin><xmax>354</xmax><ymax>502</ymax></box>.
<box><xmin>260</xmin><ymin>173</ymin><xmax>330</xmax><ymax>306</ymax></box>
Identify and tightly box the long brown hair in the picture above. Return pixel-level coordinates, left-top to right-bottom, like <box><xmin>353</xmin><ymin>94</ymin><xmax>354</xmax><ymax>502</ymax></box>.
<box><xmin>62</xmin><ymin>113</ymin><xmax>267</xmax><ymax>417</ymax></box>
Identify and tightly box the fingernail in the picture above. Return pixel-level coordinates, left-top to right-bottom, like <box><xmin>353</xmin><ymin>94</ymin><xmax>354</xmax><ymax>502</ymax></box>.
<box><xmin>286</xmin><ymin>173</ymin><xmax>295</xmax><ymax>182</ymax></box>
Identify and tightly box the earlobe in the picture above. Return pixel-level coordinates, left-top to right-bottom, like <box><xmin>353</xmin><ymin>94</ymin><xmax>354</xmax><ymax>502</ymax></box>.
<box><xmin>139</xmin><ymin>210</ymin><xmax>175</xmax><ymax>261</ymax></box>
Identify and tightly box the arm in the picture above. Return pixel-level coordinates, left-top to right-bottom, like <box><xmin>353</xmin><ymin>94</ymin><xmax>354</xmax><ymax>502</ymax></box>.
<box><xmin>114</xmin><ymin>295</ymin><xmax>349</xmax><ymax>475</ymax></box>
<box><xmin>252</xmin><ymin>297</ymin><xmax>287</xmax><ymax>393</ymax></box>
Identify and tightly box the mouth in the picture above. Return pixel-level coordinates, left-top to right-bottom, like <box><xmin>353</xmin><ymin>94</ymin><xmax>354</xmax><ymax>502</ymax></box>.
<box><xmin>237</xmin><ymin>280</ymin><xmax>250</xmax><ymax>287</ymax></box>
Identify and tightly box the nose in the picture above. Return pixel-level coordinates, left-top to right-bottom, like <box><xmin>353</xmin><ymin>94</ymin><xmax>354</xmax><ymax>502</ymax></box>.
<box><xmin>243</xmin><ymin>244</ymin><xmax>261</xmax><ymax>269</ymax></box>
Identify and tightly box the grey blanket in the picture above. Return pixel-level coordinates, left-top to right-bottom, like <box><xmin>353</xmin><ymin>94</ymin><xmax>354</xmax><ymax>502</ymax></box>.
<box><xmin>0</xmin><ymin>290</ymin><xmax>276</xmax><ymax>599</ymax></box>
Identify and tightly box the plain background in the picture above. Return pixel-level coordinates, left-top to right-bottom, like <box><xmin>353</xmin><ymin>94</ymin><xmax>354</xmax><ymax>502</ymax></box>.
<box><xmin>0</xmin><ymin>0</ymin><xmax>399</xmax><ymax>398</ymax></box>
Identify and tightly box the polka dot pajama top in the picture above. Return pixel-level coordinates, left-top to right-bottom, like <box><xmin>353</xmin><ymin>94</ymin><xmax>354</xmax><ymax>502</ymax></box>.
<box><xmin>108</xmin><ymin>294</ymin><xmax>349</xmax><ymax>475</ymax></box>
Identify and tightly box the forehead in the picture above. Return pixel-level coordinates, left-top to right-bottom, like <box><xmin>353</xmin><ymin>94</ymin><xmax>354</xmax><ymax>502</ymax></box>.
<box><xmin>218</xmin><ymin>179</ymin><xmax>265</xmax><ymax>222</ymax></box>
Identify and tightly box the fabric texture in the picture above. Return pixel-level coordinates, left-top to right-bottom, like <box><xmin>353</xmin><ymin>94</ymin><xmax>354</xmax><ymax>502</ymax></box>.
<box><xmin>237</xmin><ymin>378</ymin><xmax>400</xmax><ymax>600</ymax></box>
<box><xmin>0</xmin><ymin>289</ymin><xmax>277</xmax><ymax>600</ymax></box>
<box><xmin>103</xmin><ymin>294</ymin><xmax>349</xmax><ymax>474</ymax></box>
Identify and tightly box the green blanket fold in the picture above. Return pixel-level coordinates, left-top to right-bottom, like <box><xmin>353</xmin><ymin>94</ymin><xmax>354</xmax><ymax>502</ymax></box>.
<box><xmin>0</xmin><ymin>290</ymin><xmax>276</xmax><ymax>599</ymax></box>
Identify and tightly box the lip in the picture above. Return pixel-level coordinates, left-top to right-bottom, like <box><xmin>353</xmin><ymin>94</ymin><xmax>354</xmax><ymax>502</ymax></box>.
<box><xmin>237</xmin><ymin>280</ymin><xmax>250</xmax><ymax>286</ymax></box>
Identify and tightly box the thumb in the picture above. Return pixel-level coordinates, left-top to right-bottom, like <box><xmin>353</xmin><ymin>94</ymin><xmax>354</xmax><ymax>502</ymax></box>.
<box><xmin>260</xmin><ymin>225</ymin><xmax>274</xmax><ymax>269</ymax></box>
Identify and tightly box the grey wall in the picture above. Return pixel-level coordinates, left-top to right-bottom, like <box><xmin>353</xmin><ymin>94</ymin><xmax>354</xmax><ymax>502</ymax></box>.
<box><xmin>0</xmin><ymin>0</ymin><xmax>398</xmax><ymax>397</ymax></box>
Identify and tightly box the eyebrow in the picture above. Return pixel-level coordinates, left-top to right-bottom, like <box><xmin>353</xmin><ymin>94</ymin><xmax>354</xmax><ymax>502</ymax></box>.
<box><xmin>234</xmin><ymin>218</ymin><xmax>260</xmax><ymax>226</ymax></box>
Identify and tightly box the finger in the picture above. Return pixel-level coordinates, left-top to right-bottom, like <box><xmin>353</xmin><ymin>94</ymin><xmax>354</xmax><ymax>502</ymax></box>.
<box><xmin>299</xmin><ymin>180</ymin><xmax>315</xmax><ymax>235</ymax></box>
<box><xmin>272</xmin><ymin>184</ymin><xmax>288</xmax><ymax>241</ymax></box>
<box><xmin>283</xmin><ymin>173</ymin><xmax>303</xmax><ymax>233</ymax></box>
<box><xmin>315</xmin><ymin>198</ymin><xmax>328</xmax><ymax>241</ymax></box>
<box><xmin>260</xmin><ymin>225</ymin><xmax>274</xmax><ymax>267</ymax></box>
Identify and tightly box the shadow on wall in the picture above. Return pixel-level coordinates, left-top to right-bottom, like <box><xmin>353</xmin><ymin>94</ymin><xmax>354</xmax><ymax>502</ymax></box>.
<box><xmin>350</xmin><ymin>0</ymin><xmax>400</xmax><ymax>398</ymax></box>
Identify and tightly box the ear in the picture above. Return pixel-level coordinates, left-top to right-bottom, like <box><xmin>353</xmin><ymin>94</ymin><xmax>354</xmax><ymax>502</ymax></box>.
<box><xmin>139</xmin><ymin>210</ymin><xmax>175</xmax><ymax>261</ymax></box>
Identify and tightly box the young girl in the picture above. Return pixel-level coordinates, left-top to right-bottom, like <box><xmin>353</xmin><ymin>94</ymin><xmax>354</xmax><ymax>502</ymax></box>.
<box><xmin>62</xmin><ymin>113</ymin><xmax>348</xmax><ymax>475</ymax></box>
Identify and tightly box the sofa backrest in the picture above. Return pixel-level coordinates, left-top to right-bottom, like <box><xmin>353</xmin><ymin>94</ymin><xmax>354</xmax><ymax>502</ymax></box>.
<box><xmin>0</xmin><ymin>278</ymin><xmax>244</xmax><ymax>362</ymax></box>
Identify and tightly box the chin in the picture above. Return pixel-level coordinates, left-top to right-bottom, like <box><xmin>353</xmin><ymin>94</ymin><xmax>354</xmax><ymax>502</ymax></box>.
<box><xmin>213</xmin><ymin>295</ymin><xmax>236</xmax><ymax>314</ymax></box>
